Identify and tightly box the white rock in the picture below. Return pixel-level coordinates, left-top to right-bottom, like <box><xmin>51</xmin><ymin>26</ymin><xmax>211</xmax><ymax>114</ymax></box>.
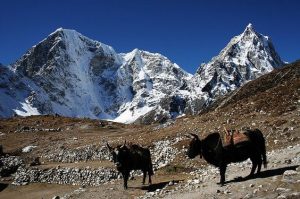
<box><xmin>243</xmin><ymin>193</ymin><xmax>252</xmax><ymax>199</ymax></box>
<box><xmin>282</xmin><ymin>170</ymin><xmax>299</xmax><ymax>182</ymax></box>
<box><xmin>253</xmin><ymin>189</ymin><xmax>259</xmax><ymax>194</ymax></box>
<box><xmin>276</xmin><ymin>187</ymin><xmax>291</xmax><ymax>192</ymax></box>
<box><xmin>22</xmin><ymin>145</ymin><xmax>37</xmax><ymax>153</ymax></box>
<box><xmin>276</xmin><ymin>195</ymin><xmax>287</xmax><ymax>199</ymax></box>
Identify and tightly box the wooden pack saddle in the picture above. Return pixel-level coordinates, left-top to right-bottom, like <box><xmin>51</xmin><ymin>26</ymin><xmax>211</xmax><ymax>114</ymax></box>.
<box><xmin>223</xmin><ymin>129</ymin><xmax>249</xmax><ymax>147</ymax></box>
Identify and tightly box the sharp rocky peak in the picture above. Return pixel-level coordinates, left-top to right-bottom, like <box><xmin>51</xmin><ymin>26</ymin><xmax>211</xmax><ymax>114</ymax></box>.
<box><xmin>243</xmin><ymin>23</ymin><xmax>256</xmax><ymax>34</ymax></box>
<box><xmin>192</xmin><ymin>23</ymin><xmax>284</xmax><ymax>103</ymax></box>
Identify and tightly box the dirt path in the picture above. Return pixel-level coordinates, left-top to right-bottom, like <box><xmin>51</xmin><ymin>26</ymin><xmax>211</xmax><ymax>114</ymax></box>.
<box><xmin>0</xmin><ymin>183</ymin><xmax>79</xmax><ymax>199</ymax></box>
<box><xmin>164</xmin><ymin>144</ymin><xmax>300</xmax><ymax>199</ymax></box>
<box><xmin>66</xmin><ymin>144</ymin><xmax>300</xmax><ymax>199</ymax></box>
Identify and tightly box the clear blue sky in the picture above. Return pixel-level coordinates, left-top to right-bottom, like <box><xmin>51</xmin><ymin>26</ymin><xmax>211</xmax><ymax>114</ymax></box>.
<box><xmin>1</xmin><ymin>0</ymin><xmax>299</xmax><ymax>74</ymax></box>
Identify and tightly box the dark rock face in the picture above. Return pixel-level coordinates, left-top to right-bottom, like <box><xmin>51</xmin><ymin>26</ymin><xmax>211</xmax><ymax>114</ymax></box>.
<box><xmin>14</xmin><ymin>31</ymin><xmax>65</xmax><ymax>78</ymax></box>
<box><xmin>89</xmin><ymin>54</ymin><xmax>115</xmax><ymax>76</ymax></box>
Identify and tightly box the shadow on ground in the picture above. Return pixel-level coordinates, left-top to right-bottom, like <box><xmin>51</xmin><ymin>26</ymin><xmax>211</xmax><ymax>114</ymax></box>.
<box><xmin>0</xmin><ymin>183</ymin><xmax>9</xmax><ymax>192</ymax></box>
<box><xmin>139</xmin><ymin>180</ymin><xmax>182</xmax><ymax>192</ymax></box>
<box><xmin>226</xmin><ymin>165</ymin><xmax>299</xmax><ymax>184</ymax></box>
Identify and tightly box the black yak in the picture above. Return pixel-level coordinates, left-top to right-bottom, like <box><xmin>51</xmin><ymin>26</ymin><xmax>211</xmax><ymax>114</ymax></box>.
<box><xmin>107</xmin><ymin>142</ymin><xmax>154</xmax><ymax>189</ymax></box>
<box><xmin>186</xmin><ymin>129</ymin><xmax>267</xmax><ymax>185</ymax></box>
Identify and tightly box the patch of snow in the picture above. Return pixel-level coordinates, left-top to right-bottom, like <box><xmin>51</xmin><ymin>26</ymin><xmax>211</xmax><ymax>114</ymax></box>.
<box><xmin>14</xmin><ymin>100</ymin><xmax>40</xmax><ymax>116</ymax></box>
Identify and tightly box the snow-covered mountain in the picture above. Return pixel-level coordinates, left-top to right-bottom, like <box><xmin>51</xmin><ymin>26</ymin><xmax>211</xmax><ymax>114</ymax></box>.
<box><xmin>1</xmin><ymin>28</ymin><xmax>192</xmax><ymax>123</ymax></box>
<box><xmin>189</xmin><ymin>23</ymin><xmax>284</xmax><ymax>110</ymax></box>
<box><xmin>0</xmin><ymin>24</ymin><xmax>284</xmax><ymax>123</ymax></box>
<box><xmin>115</xmin><ymin>49</ymin><xmax>192</xmax><ymax>123</ymax></box>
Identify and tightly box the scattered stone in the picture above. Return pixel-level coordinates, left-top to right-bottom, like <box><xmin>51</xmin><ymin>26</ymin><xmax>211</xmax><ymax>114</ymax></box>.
<box><xmin>44</xmin><ymin>145</ymin><xmax>111</xmax><ymax>163</ymax></box>
<box><xmin>243</xmin><ymin>193</ymin><xmax>253</xmax><ymax>199</ymax></box>
<box><xmin>29</xmin><ymin>157</ymin><xmax>41</xmax><ymax>166</ymax></box>
<box><xmin>276</xmin><ymin>187</ymin><xmax>291</xmax><ymax>192</ymax></box>
<box><xmin>249</xmin><ymin>183</ymin><xmax>255</xmax><ymax>188</ymax></box>
<box><xmin>168</xmin><ymin>181</ymin><xmax>174</xmax><ymax>186</ymax></box>
<box><xmin>284</xmin><ymin>159</ymin><xmax>292</xmax><ymax>164</ymax></box>
<box><xmin>22</xmin><ymin>145</ymin><xmax>37</xmax><ymax>153</ymax></box>
<box><xmin>13</xmin><ymin>166</ymin><xmax>119</xmax><ymax>186</ymax></box>
<box><xmin>276</xmin><ymin>195</ymin><xmax>287</xmax><ymax>199</ymax></box>
<box><xmin>253</xmin><ymin>188</ymin><xmax>259</xmax><ymax>194</ymax></box>
<box><xmin>290</xmin><ymin>192</ymin><xmax>300</xmax><ymax>198</ymax></box>
<box><xmin>0</xmin><ymin>156</ymin><xmax>24</xmax><ymax>177</ymax></box>
<box><xmin>282</xmin><ymin>170</ymin><xmax>299</xmax><ymax>182</ymax></box>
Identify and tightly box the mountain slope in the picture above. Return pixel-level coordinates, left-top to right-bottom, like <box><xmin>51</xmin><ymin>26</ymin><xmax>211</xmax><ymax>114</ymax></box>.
<box><xmin>1</xmin><ymin>28</ymin><xmax>192</xmax><ymax>123</ymax></box>
<box><xmin>12</xmin><ymin>28</ymin><xmax>122</xmax><ymax>119</ymax></box>
<box><xmin>189</xmin><ymin>23</ymin><xmax>284</xmax><ymax>110</ymax></box>
<box><xmin>115</xmin><ymin>49</ymin><xmax>192</xmax><ymax>123</ymax></box>
<box><xmin>213</xmin><ymin>60</ymin><xmax>300</xmax><ymax>114</ymax></box>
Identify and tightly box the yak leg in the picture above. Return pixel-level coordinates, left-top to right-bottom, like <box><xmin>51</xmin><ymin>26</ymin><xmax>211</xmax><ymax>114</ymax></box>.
<box><xmin>148</xmin><ymin>171</ymin><xmax>152</xmax><ymax>184</ymax></box>
<box><xmin>123</xmin><ymin>171</ymin><xmax>130</xmax><ymax>189</ymax></box>
<box><xmin>218</xmin><ymin>164</ymin><xmax>227</xmax><ymax>185</ymax></box>
<box><xmin>142</xmin><ymin>170</ymin><xmax>146</xmax><ymax>185</ymax></box>
<box><xmin>248</xmin><ymin>158</ymin><xmax>258</xmax><ymax>178</ymax></box>
<box><xmin>256</xmin><ymin>156</ymin><xmax>263</xmax><ymax>174</ymax></box>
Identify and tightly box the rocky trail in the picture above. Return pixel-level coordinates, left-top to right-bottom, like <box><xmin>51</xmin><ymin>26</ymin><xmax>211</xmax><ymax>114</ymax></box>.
<box><xmin>50</xmin><ymin>143</ymin><xmax>300</xmax><ymax>199</ymax></box>
<box><xmin>0</xmin><ymin>125</ymin><xmax>299</xmax><ymax>199</ymax></box>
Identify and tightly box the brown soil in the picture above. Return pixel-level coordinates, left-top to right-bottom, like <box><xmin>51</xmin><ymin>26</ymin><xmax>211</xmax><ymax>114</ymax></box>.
<box><xmin>0</xmin><ymin>61</ymin><xmax>299</xmax><ymax>198</ymax></box>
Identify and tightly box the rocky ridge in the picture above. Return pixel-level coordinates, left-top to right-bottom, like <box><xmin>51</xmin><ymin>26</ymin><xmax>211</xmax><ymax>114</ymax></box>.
<box><xmin>0</xmin><ymin>24</ymin><xmax>284</xmax><ymax>123</ymax></box>
<box><xmin>189</xmin><ymin>24</ymin><xmax>284</xmax><ymax>110</ymax></box>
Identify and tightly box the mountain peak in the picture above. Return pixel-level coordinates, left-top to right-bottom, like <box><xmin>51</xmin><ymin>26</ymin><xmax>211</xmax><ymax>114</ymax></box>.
<box><xmin>192</xmin><ymin>23</ymin><xmax>284</xmax><ymax>101</ymax></box>
<box><xmin>246</xmin><ymin>23</ymin><xmax>254</xmax><ymax>30</ymax></box>
<box><xmin>241</xmin><ymin>23</ymin><xmax>257</xmax><ymax>37</ymax></box>
<box><xmin>51</xmin><ymin>27</ymin><xmax>77</xmax><ymax>35</ymax></box>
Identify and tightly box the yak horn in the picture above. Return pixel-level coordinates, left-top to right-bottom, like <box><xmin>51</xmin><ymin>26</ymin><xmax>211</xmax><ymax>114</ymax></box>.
<box><xmin>224</xmin><ymin>127</ymin><xmax>230</xmax><ymax>136</ymax></box>
<box><xmin>106</xmin><ymin>142</ymin><xmax>113</xmax><ymax>151</ymax></box>
<box><xmin>189</xmin><ymin>133</ymin><xmax>199</xmax><ymax>139</ymax></box>
<box><xmin>122</xmin><ymin>140</ymin><xmax>126</xmax><ymax>147</ymax></box>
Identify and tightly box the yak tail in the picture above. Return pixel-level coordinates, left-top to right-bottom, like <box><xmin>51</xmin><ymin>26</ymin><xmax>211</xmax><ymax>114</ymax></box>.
<box><xmin>262</xmin><ymin>137</ymin><xmax>267</xmax><ymax>168</ymax></box>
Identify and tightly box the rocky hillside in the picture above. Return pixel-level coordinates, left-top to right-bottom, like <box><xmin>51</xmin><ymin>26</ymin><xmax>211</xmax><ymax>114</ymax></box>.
<box><xmin>0</xmin><ymin>61</ymin><xmax>299</xmax><ymax>198</ymax></box>
<box><xmin>0</xmin><ymin>24</ymin><xmax>284</xmax><ymax>123</ymax></box>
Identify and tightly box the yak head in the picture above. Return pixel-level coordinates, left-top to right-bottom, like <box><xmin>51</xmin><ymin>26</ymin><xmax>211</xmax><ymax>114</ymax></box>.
<box><xmin>186</xmin><ymin>133</ymin><xmax>202</xmax><ymax>159</ymax></box>
<box><xmin>107</xmin><ymin>141</ymin><xmax>128</xmax><ymax>169</ymax></box>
